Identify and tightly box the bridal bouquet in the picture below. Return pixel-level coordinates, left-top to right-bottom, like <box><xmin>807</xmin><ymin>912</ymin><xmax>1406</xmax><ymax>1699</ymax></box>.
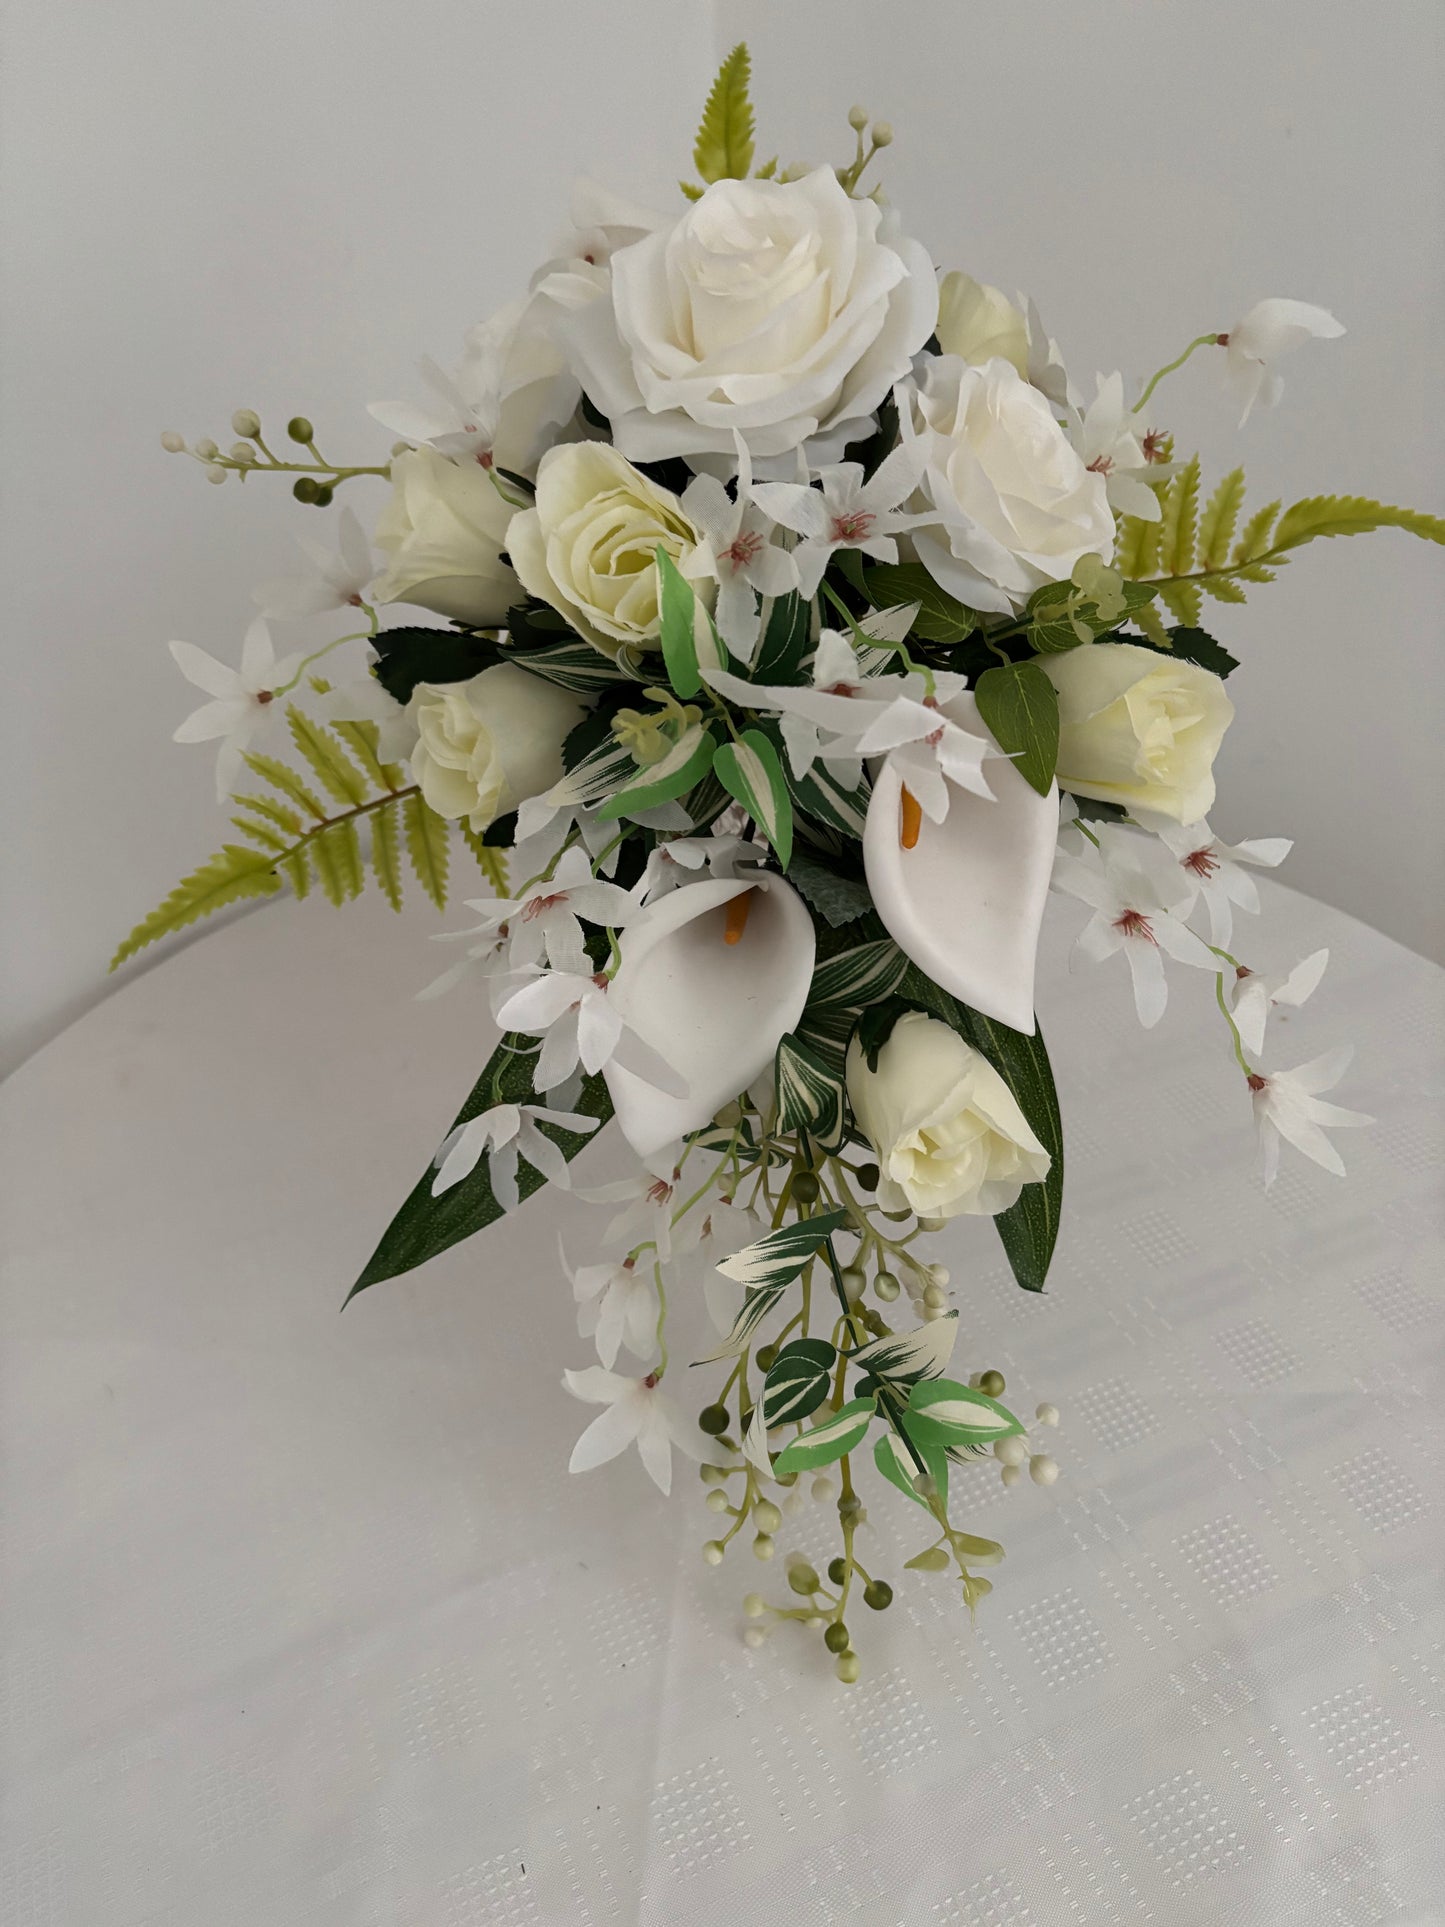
<box><xmin>121</xmin><ymin>49</ymin><xmax>1441</xmax><ymax>1678</ymax></box>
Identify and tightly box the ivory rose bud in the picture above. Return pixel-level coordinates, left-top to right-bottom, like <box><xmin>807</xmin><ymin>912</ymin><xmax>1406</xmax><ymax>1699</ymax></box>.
<box><xmin>908</xmin><ymin>355</ymin><xmax>1116</xmax><ymax>615</ymax></box>
<box><xmin>1043</xmin><ymin>641</ymin><xmax>1234</xmax><ymax>823</ymax></box>
<box><xmin>507</xmin><ymin>442</ymin><xmax>713</xmax><ymax>656</ymax></box>
<box><xmin>407</xmin><ymin>663</ymin><xmax>583</xmax><ymax>831</ymax></box>
<box><xmin>372</xmin><ymin>445</ymin><xmax>518</xmax><ymax>626</ymax></box>
<box><xmin>846</xmin><ymin>1012</ymin><xmax>1051</xmax><ymax>1220</ymax></box>
<box><xmin>557</xmin><ymin>167</ymin><xmax>937</xmax><ymax>464</ymax></box>
<box><xmin>935</xmin><ymin>272</ymin><xmax>1029</xmax><ymax>376</ymax></box>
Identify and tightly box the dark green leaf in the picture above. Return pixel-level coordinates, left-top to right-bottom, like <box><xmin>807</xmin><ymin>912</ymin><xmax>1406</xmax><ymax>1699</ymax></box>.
<box><xmin>1155</xmin><ymin>626</ymin><xmax>1239</xmax><ymax>679</ymax></box>
<box><xmin>372</xmin><ymin>627</ymin><xmax>499</xmax><ymax>703</ymax></box>
<box><xmin>862</xmin><ymin>563</ymin><xmax>977</xmax><ymax>642</ymax></box>
<box><xmin>973</xmin><ymin>660</ymin><xmax>1060</xmax><ymax>795</ymax></box>
<box><xmin>751</xmin><ymin>592</ymin><xmax>810</xmax><ymax>683</ymax></box>
<box><xmin>786</xmin><ymin>848</ymin><xmax>873</xmax><ymax>927</ymax></box>
<box><xmin>761</xmin><ymin>1337</ymin><xmax>837</xmax><ymax>1427</ymax></box>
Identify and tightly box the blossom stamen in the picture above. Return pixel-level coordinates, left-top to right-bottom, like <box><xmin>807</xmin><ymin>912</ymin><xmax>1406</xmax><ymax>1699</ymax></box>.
<box><xmin>1113</xmin><ymin>907</ymin><xmax>1157</xmax><ymax>944</ymax></box>
<box><xmin>1183</xmin><ymin>847</ymin><xmax>1220</xmax><ymax>878</ymax></box>
<box><xmin>830</xmin><ymin>509</ymin><xmax>875</xmax><ymax>544</ymax></box>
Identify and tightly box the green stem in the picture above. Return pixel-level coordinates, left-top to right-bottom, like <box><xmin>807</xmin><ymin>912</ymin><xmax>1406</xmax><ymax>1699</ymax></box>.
<box><xmin>1134</xmin><ymin>332</ymin><xmax>1223</xmax><ymax>414</ymax></box>
<box><xmin>1213</xmin><ymin>970</ymin><xmax>1255</xmax><ymax>1078</ymax></box>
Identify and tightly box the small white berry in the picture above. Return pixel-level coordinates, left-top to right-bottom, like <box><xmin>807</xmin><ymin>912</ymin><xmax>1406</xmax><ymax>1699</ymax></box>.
<box><xmin>705</xmin><ymin>1488</ymin><xmax>729</xmax><ymax>1514</ymax></box>
<box><xmin>194</xmin><ymin>437</ymin><xmax>218</xmax><ymax>460</ymax></box>
<box><xmin>752</xmin><ymin>1533</ymin><xmax>776</xmax><ymax>1561</ymax></box>
<box><xmin>1035</xmin><ymin>1403</ymin><xmax>1060</xmax><ymax>1427</ymax></box>
<box><xmin>743</xmin><ymin>1625</ymin><xmax>767</xmax><ymax>1649</ymax></box>
<box><xmin>1029</xmin><ymin>1454</ymin><xmax>1060</xmax><ymax>1486</ymax></box>
<box><xmin>927</xmin><ymin>1264</ymin><xmax>950</xmax><ymax>1287</ymax></box>
<box><xmin>742</xmin><ymin>1592</ymin><xmax>766</xmax><ymax>1618</ymax></box>
<box><xmin>204</xmin><ymin>464</ymin><xmax>227</xmax><ymax>485</ymax></box>
<box><xmin>811</xmin><ymin>1476</ymin><xmax>834</xmax><ymax>1503</ymax></box>
<box><xmin>1000</xmin><ymin>1462</ymin><xmax>1023</xmax><ymax>1489</ymax></box>
<box><xmin>994</xmin><ymin>1435</ymin><xmax>1028</xmax><ymax>1467</ymax></box>
<box><xmin>160</xmin><ymin>431</ymin><xmax>186</xmax><ymax>453</ymax></box>
<box><xmin>702</xmin><ymin>1540</ymin><xmax>725</xmax><ymax>1565</ymax></box>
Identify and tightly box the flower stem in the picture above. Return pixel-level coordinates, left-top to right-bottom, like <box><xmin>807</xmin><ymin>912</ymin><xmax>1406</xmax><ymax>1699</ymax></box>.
<box><xmin>1134</xmin><ymin>333</ymin><xmax>1223</xmax><ymax>414</ymax></box>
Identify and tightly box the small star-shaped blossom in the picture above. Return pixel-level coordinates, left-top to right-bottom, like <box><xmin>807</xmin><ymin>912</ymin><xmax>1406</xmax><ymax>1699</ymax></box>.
<box><xmin>1223</xmin><ymin>299</ymin><xmax>1345</xmax><ymax>425</ymax></box>
<box><xmin>1231</xmin><ymin>948</ymin><xmax>1329</xmax><ymax>1057</ymax></box>
<box><xmin>563</xmin><ymin>1242</ymin><xmax>659</xmax><ymax>1369</ymax></box>
<box><xmin>495</xmin><ymin>968</ymin><xmax>686</xmax><ymax>1098</ymax></box>
<box><xmin>633</xmin><ymin>829</ymin><xmax>768</xmax><ymax>905</ymax></box>
<box><xmin>576</xmin><ymin>1157</ymin><xmax>684</xmax><ymax>1262</ymax></box>
<box><xmin>430</xmin><ymin>1101</ymin><xmax>599</xmax><ymax>1208</ymax></box>
<box><xmin>1138</xmin><ymin>814</ymin><xmax>1292</xmax><ymax>947</ymax></box>
<box><xmin>253</xmin><ymin>506</ymin><xmax>375</xmax><ymax>620</ymax></box>
<box><xmin>1249</xmin><ymin>1045</ymin><xmax>1371</xmax><ymax>1187</ymax></box>
<box><xmin>1053</xmin><ymin>828</ymin><xmax>1217</xmax><ymax>1027</ymax></box>
<box><xmin>681</xmin><ymin>436</ymin><xmax>798</xmax><ymax>661</ymax></box>
<box><xmin>751</xmin><ymin>432</ymin><xmax>934</xmax><ymax>599</ymax></box>
<box><xmin>170</xmin><ymin>618</ymin><xmax>304</xmax><ymax>800</ymax></box>
<box><xmin>562</xmin><ymin>1366</ymin><xmax>709</xmax><ymax>1495</ymax></box>
<box><xmin>454</xmin><ymin>845</ymin><xmax>642</xmax><ymax>977</ymax></box>
<box><xmin>1070</xmin><ymin>373</ymin><xmax>1177</xmax><ymax>520</ymax></box>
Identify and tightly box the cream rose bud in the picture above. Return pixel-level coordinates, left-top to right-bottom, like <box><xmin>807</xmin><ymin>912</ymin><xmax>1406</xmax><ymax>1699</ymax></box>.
<box><xmin>407</xmin><ymin>663</ymin><xmax>584</xmax><ymax>831</ymax></box>
<box><xmin>558</xmin><ymin>167</ymin><xmax>938</xmax><ymax>464</ymax></box>
<box><xmin>847</xmin><ymin>1013</ymin><xmax>1052</xmax><ymax>1220</ymax></box>
<box><xmin>935</xmin><ymin>272</ymin><xmax>1029</xmax><ymax>376</ymax></box>
<box><xmin>372</xmin><ymin>446</ymin><xmax>518</xmax><ymax>627</ymax></box>
<box><xmin>908</xmin><ymin>355</ymin><xmax>1116</xmax><ymax>615</ymax></box>
<box><xmin>1044</xmin><ymin>641</ymin><xmax>1235</xmax><ymax>823</ymax></box>
<box><xmin>507</xmin><ymin>442</ymin><xmax>713</xmax><ymax>656</ymax></box>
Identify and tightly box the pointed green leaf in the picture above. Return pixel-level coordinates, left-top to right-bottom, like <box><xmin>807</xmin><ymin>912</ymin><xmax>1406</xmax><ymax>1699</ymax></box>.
<box><xmin>774</xmin><ymin>1032</ymin><xmax>847</xmax><ymax>1150</ymax></box>
<box><xmin>1159</xmin><ymin>454</ymin><xmax>1201</xmax><ymax>576</ymax></box>
<box><xmin>595</xmin><ymin>723</ymin><xmax>717</xmax><ymax>820</ymax></box>
<box><xmin>873</xmin><ymin>1428</ymin><xmax>949</xmax><ymax>1509</ymax></box>
<box><xmin>693</xmin><ymin>42</ymin><xmax>754</xmax><ymax>184</ymax></box>
<box><xmin>371</xmin><ymin>796</ymin><xmax>404</xmax><ymax>910</ymax></box>
<box><xmin>693</xmin><ymin>1281</ymin><xmax>789</xmax><ymax>1363</ymax></box>
<box><xmin>973</xmin><ymin>659</ymin><xmax>1059</xmax><ymax>795</ymax></box>
<box><xmin>714</xmin><ymin>1209</ymin><xmax>847</xmax><ymax>1291</ymax></box>
<box><xmin>110</xmin><ymin>844</ymin><xmax>282</xmax><ymax>970</ymax></box>
<box><xmin>1271</xmin><ymin>494</ymin><xmax>1445</xmax><ymax>552</ymax></box>
<box><xmin>861</xmin><ymin>562</ymin><xmax>976</xmax><ymax>642</ymax></box>
<box><xmin>760</xmin><ymin>1337</ymin><xmax>837</xmax><ymax>1428</ymax></box>
<box><xmin>770</xmin><ymin>1396</ymin><xmax>875</xmax><ymax>1475</ymax></box>
<box><xmin>713</xmin><ymin>727</ymin><xmax>793</xmax><ymax>866</ymax></box>
<box><xmin>1198</xmin><ymin>466</ymin><xmax>1247</xmax><ymax>570</ymax></box>
<box><xmin>851</xmin><ymin>1310</ymin><xmax>959</xmax><ymax>1387</ymax></box>
<box><xmin>1233</xmin><ymin>500</ymin><xmax>1280</xmax><ymax>564</ymax></box>
<box><xmin>402</xmin><ymin>794</ymin><xmax>450</xmax><ymax>910</ymax></box>
<box><xmin>751</xmin><ymin>591</ymin><xmax>809</xmax><ymax>683</ymax></box>
<box><xmin>905</xmin><ymin>1376</ymin><xmax>1024</xmax><ymax>1453</ymax></box>
<box><xmin>286</xmin><ymin>706</ymin><xmax>369</xmax><ymax>807</ymax></box>
<box><xmin>242</xmin><ymin>751</ymin><xmax>326</xmax><ymax>821</ymax></box>
<box><xmin>656</xmin><ymin>547</ymin><xmax>727</xmax><ymax>698</ymax></box>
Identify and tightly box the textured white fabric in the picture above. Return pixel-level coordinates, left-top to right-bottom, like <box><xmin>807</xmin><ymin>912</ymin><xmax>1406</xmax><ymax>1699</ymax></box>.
<box><xmin>2</xmin><ymin>880</ymin><xmax>1441</xmax><ymax>1925</ymax></box>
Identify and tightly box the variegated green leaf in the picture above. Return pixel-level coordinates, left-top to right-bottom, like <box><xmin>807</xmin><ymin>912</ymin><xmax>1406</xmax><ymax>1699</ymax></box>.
<box><xmin>714</xmin><ymin>1210</ymin><xmax>847</xmax><ymax>1291</ymax></box>
<box><xmin>693</xmin><ymin>1281</ymin><xmax>788</xmax><ymax>1364</ymax></box>
<box><xmin>873</xmin><ymin>1428</ymin><xmax>949</xmax><ymax>1509</ymax></box>
<box><xmin>761</xmin><ymin>1337</ymin><xmax>837</xmax><ymax>1428</ymax></box>
<box><xmin>806</xmin><ymin>938</ymin><xmax>909</xmax><ymax>1011</ymax></box>
<box><xmin>905</xmin><ymin>1377</ymin><xmax>1024</xmax><ymax>1453</ymax></box>
<box><xmin>548</xmin><ymin>737</ymin><xmax>640</xmax><ymax>813</ymax></box>
<box><xmin>657</xmin><ymin>547</ymin><xmax>728</xmax><ymax>698</ymax></box>
<box><xmin>713</xmin><ymin>728</ymin><xmax>793</xmax><ymax>867</ymax></box>
<box><xmin>505</xmin><ymin>639</ymin><xmax>638</xmax><ymax>693</ymax></box>
<box><xmin>851</xmin><ymin>1310</ymin><xmax>959</xmax><ymax>1387</ymax></box>
<box><xmin>770</xmin><ymin>1396</ymin><xmax>876</xmax><ymax>1474</ymax></box>
<box><xmin>774</xmin><ymin>1033</ymin><xmax>847</xmax><ymax>1150</ymax></box>
<box><xmin>596</xmin><ymin>725</ymin><xmax>717</xmax><ymax>821</ymax></box>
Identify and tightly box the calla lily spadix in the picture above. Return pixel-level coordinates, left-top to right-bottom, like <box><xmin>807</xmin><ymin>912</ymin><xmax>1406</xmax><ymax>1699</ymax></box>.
<box><xmin>864</xmin><ymin>692</ymin><xmax>1056</xmax><ymax>1035</ymax></box>
<box><xmin>604</xmin><ymin>874</ymin><xmax>816</xmax><ymax>1158</ymax></box>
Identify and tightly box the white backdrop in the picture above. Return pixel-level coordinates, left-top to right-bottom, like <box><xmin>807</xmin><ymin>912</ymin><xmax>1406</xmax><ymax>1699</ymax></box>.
<box><xmin>2</xmin><ymin>0</ymin><xmax>1442</xmax><ymax>1077</ymax></box>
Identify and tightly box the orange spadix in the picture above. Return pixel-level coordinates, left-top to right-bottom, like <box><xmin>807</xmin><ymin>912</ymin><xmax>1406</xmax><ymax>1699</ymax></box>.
<box><xmin>899</xmin><ymin>786</ymin><xmax>923</xmax><ymax>850</ymax></box>
<box><xmin>723</xmin><ymin>891</ymin><xmax>753</xmax><ymax>945</ymax></box>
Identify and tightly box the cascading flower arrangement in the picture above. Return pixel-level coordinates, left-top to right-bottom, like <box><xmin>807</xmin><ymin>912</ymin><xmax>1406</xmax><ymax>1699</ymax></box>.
<box><xmin>120</xmin><ymin>49</ymin><xmax>1442</xmax><ymax>1679</ymax></box>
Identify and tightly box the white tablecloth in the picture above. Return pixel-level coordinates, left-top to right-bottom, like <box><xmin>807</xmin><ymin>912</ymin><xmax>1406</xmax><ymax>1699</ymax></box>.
<box><xmin>2</xmin><ymin>881</ymin><xmax>1442</xmax><ymax>1926</ymax></box>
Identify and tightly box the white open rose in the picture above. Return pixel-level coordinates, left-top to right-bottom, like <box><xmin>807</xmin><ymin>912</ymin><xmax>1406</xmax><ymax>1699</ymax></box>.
<box><xmin>507</xmin><ymin>442</ymin><xmax>713</xmax><ymax>655</ymax></box>
<box><xmin>936</xmin><ymin>272</ymin><xmax>1029</xmax><ymax>376</ymax></box>
<box><xmin>1043</xmin><ymin>641</ymin><xmax>1234</xmax><ymax>823</ymax></box>
<box><xmin>407</xmin><ymin>663</ymin><xmax>584</xmax><ymax>831</ymax></box>
<box><xmin>372</xmin><ymin>446</ymin><xmax>518</xmax><ymax>626</ymax></box>
<box><xmin>557</xmin><ymin>168</ymin><xmax>938</xmax><ymax>465</ymax></box>
<box><xmin>907</xmin><ymin>355</ymin><xmax>1115</xmax><ymax>614</ymax></box>
<box><xmin>846</xmin><ymin>1012</ymin><xmax>1051</xmax><ymax>1219</ymax></box>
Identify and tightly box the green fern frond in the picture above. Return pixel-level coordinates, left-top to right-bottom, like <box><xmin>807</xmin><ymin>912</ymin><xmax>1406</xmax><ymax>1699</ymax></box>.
<box><xmin>371</xmin><ymin>796</ymin><xmax>404</xmax><ymax>911</ymax></box>
<box><xmin>1272</xmin><ymin>495</ymin><xmax>1445</xmax><ymax>552</ymax></box>
<box><xmin>281</xmin><ymin>850</ymin><xmax>312</xmax><ymax>900</ymax></box>
<box><xmin>403</xmin><ymin>794</ymin><xmax>450</xmax><ymax>910</ymax></box>
<box><xmin>110</xmin><ymin>846</ymin><xmax>282</xmax><ymax>970</ymax></box>
<box><xmin>1114</xmin><ymin>512</ymin><xmax>1153</xmax><ymax>577</ymax></box>
<box><xmin>231</xmin><ymin>815</ymin><xmax>291</xmax><ymax>856</ymax></box>
<box><xmin>1201</xmin><ymin>575</ymin><xmax>1249</xmax><ymax>604</ymax></box>
<box><xmin>1157</xmin><ymin>578</ymin><xmax>1203</xmax><ymax>627</ymax></box>
<box><xmin>1132</xmin><ymin>601</ymin><xmax>1171</xmax><ymax>648</ymax></box>
<box><xmin>231</xmin><ymin>791</ymin><xmax>304</xmax><ymax>838</ymax></box>
<box><xmin>286</xmin><ymin>706</ymin><xmax>368</xmax><ymax>807</ymax></box>
<box><xmin>694</xmin><ymin>43</ymin><xmax>755</xmax><ymax>184</ymax></box>
<box><xmin>1198</xmin><ymin>467</ymin><xmax>1246</xmax><ymax>570</ymax></box>
<box><xmin>313</xmin><ymin>820</ymin><xmax>364</xmax><ymax>905</ymax></box>
<box><xmin>242</xmin><ymin>752</ymin><xmax>326</xmax><ymax>821</ymax></box>
<box><xmin>1233</xmin><ymin>501</ymin><xmax>1280</xmax><ymax>564</ymax></box>
<box><xmin>1159</xmin><ymin>455</ymin><xmax>1201</xmax><ymax>577</ymax></box>
<box><xmin>460</xmin><ymin>823</ymin><xmax>509</xmax><ymax>895</ymax></box>
<box><xmin>331</xmin><ymin>718</ymin><xmax>405</xmax><ymax>793</ymax></box>
<box><xmin>1233</xmin><ymin>560</ymin><xmax>1279</xmax><ymax>584</ymax></box>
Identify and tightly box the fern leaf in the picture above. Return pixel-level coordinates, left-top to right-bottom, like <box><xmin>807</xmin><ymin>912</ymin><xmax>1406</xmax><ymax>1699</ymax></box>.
<box><xmin>1157</xmin><ymin>578</ymin><xmax>1203</xmax><ymax>627</ymax></box>
<box><xmin>694</xmin><ymin>43</ymin><xmax>754</xmax><ymax>183</ymax></box>
<box><xmin>1159</xmin><ymin>455</ymin><xmax>1201</xmax><ymax>576</ymax></box>
<box><xmin>371</xmin><ymin>797</ymin><xmax>404</xmax><ymax>911</ymax></box>
<box><xmin>242</xmin><ymin>752</ymin><xmax>326</xmax><ymax>821</ymax></box>
<box><xmin>461</xmin><ymin>823</ymin><xmax>509</xmax><ymax>895</ymax></box>
<box><xmin>1201</xmin><ymin>575</ymin><xmax>1249</xmax><ymax>604</ymax></box>
<box><xmin>231</xmin><ymin>815</ymin><xmax>291</xmax><ymax>855</ymax></box>
<box><xmin>331</xmin><ymin>718</ymin><xmax>404</xmax><ymax>794</ymax></box>
<box><xmin>403</xmin><ymin>794</ymin><xmax>450</xmax><ymax>910</ymax></box>
<box><xmin>1233</xmin><ymin>501</ymin><xmax>1280</xmax><ymax>565</ymax></box>
<box><xmin>1272</xmin><ymin>495</ymin><xmax>1445</xmax><ymax>553</ymax></box>
<box><xmin>1233</xmin><ymin>560</ymin><xmax>1279</xmax><ymax>585</ymax></box>
<box><xmin>678</xmin><ymin>180</ymin><xmax>703</xmax><ymax>202</ymax></box>
<box><xmin>1114</xmin><ymin>512</ymin><xmax>1152</xmax><ymax>577</ymax></box>
<box><xmin>1198</xmin><ymin>467</ymin><xmax>1246</xmax><ymax>570</ymax></box>
<box><xmin>286</xmin><ymin>706</ymin><xmax>368</xmax><ymax>807</ymax></box>
<box><xmin>1132</xmin><ymin>601</ymin><xmax>1171</xmax><ymax>648</ymax></box>
<box><xmin>280</xmin><ymin>850</ymin><xmax>312</xmax><ymax>900</ymax></box>
<box><xmin>110</xmin><ymin>845</ymin><xmax>281</xmax><ymax>970</ymax></box>
<box><xmin>313</xmin><ymin>820</ymin><xmax>364</xmax><ymax>906</ymax></box>
<box><xmin>231</xmin><ymin>790</ymin><xmax>304</xmax><ymax>837</ymax></box>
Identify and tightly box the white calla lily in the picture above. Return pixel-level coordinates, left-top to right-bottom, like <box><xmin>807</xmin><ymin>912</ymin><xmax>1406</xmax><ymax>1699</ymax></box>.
<box><xmin>863</xmin><ymin>692</ymin><xmax>1055</xmax><ymax>1034</ymax></box>
<box><xmin>604</xmin><ymin>875</ymin><xmax>816</xmax><ymax>1157</ymax></box>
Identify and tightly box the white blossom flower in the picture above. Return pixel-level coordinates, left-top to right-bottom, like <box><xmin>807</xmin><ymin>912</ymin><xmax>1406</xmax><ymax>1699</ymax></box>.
<box><xmin>1069</xmin><ymin>373</ymin><xmax>1175</xmax><ymax>521</ymax></box>
<box><xmin>253</xmin><ymin>506</ymin><xmax>375</xmax><ymax>619</ymax></box>
<box><xmin>1250</xmin><ymin>1046</ymin><xmax>1371</xmax><ymax>1187</ymax></box>
<box><xmin>562</xmin><ymin>1366</ymin><xmax>708</xmax><ymax>1495</ymax></box>
<box><xmin>750</xmin><ymin>433</ymin><xmax>933</xmax><ymax>599</ymax></box>
<box><xmin>318</xmin><ymin>662</ymin><xmax>418</xmax><ymax>765</ymax></box>
<box><xmin>495</xmin><ymin>967</ymin><xmax>685</xmax><ymax>1097</ymax></box>
<box><xmin>1231</xmin><ymin>949</ymin><xmax>1330</xmax><ymax>1057</ymax></box>
<box><xmin>1138</xmin><ymin>814</ymin><xmax>1292</xmax><ymax>946</ymax></box>
<box><xmin>680</xmin><ymin>436</ymin><xmax>798</xmax><ymax>660</ymax></box>
<box><xmin>513</xmin><ymin>786</ymin><xmax>692</xmax><ymax>875</ymax></box>
<box><xmin>1053</xmin><ymin>829</ymin><xmax>1217</xmax><ymax>1027</ymax></box>
<box><xmin>430</xmin><ymin>1101</ymin><xmax>599</xmax><ymax>1207</ymax></box>
<box><xmin>1223</xmin><ymin>299</ymin><xmax>1345</xmax><ymax>425</ymax></box>
<box><xmin>634</xmin><ymin>829</ymin><xmax>767</xmax><ymax>904</ymax></box>
<box><xmin>448</xmin><ymin>845</ymin><xmax>642</xmax><ymax>977</ymax></box>
<box><xmin>706</xmin><ymin>628</ymin><xmax>875</xmax><ymax>784</ymax></box>
<box><xmin>563</xmin><ymin>1243</ymin><xmax>659</xmax><ymax>1369</ymax></box>
<box><xmin>577</xmin><ymin>1161</ymin><xmax>683</xmax><ymax>1262</ymax></box>
<box><xmin>170</xmin><ymin>618</ymin><xmax>304</xmax><ymax>800</ymax></box>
